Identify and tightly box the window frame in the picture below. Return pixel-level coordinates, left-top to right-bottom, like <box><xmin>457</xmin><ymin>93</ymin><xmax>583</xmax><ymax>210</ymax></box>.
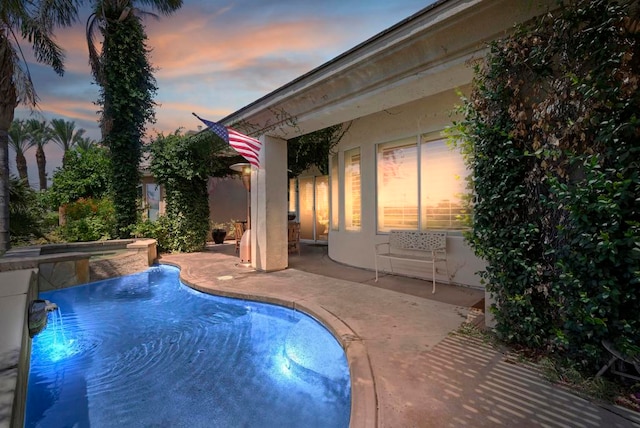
<box><xmin>374</xmin><ymin>133</ymin><xmax>471</xmax><ymax>234</ymax></box>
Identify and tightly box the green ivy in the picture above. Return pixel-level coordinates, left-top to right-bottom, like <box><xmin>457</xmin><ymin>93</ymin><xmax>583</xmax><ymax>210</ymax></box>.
<box><xmin>287</xmin><ymin>124</ymin><xmax>350</xmax><ymax>177</ymax></box>
<box><xmin>452</xmin><ymin>0</ymin><xmax>640</xmax><ymax>368</ymax></box>
<box><xmin>148</xmin><ymin>130</ymin><xmax>229</xmax><ymax>252</ymax></box>
<box><xmin>99</xmin><ymin>14</ymin><xmax>157</xmax><ymax>237</ymax></box>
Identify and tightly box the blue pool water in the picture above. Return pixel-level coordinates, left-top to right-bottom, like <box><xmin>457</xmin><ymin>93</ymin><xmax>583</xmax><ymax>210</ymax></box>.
<box><xmin>25</xmin><ymin>265</ymin><xmax>350</xmax><ymax>427</ymax></box>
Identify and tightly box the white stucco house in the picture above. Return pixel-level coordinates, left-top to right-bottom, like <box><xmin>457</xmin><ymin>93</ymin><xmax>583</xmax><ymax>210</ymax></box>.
<box><xmin>219</xmin><ymin>0</ymin><xmax>557</xmax><ymax>287</ymax></box>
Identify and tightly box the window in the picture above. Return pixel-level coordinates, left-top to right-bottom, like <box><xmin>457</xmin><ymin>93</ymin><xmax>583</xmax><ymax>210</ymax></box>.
<box><xmin>375</xmin><ymin>136</ymin><xmax>469</xmax><ymax>232</ymax></box>
<box><xmin>146</xmin><ymin>183</ymin><xmax>160</xmax><ymax>221</ymax></box>
<box><xmin>315</xmin><ymin>176</ymin><xmax>329</xmax><ymax>240</ymax></box>
<box><xmin>376</xmin><ymin>139</ymin><xmax>418</xmax><ymax>231</ymax></box>
<box><xmin>420</xmin><ymin>138</ymin><xmax>469</xmax><ymax>229</ymax></box>
<box><xmin>344</xmin><ymin>148</ymin><xmax>361</xmax><ymax>230</ymax></box>
<box><xmin>331</xmin><ymin>153</ymin><xmax>339</xmax><ymax>230</ymax></box>
<box><xmin>288</xmin><ymin>178</ymin><xmax>297</xmax><ymax>214</ymax></box>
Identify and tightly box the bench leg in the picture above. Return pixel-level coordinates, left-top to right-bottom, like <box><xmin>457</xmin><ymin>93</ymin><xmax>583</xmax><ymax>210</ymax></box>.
<box><xmin>596</xmin><ymin>356</ymin><xmax>618</xmax><ymax>378</ymax></box>
<box><xmin>432</xmin><ymin>261</ymin><xmax>436</xmax><ymax>294</ymax></box>
<box><xmin>374</xmin><ymin>255</ymin><xmax>379</xmax><ymax>282</ymax></box>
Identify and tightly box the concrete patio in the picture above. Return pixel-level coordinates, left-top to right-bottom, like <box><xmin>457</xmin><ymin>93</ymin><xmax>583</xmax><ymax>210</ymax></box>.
<box><xmin>160</xmin><ymin>242</ymin><xmax>640</xmax><ymax>428</ymax></box>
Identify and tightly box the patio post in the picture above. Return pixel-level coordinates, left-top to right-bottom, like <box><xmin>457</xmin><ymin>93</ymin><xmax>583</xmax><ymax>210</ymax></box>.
<box><xmin>251</xmin><ymin>134</ymin><xmax>288</xmax><ymax>271</ymax></box>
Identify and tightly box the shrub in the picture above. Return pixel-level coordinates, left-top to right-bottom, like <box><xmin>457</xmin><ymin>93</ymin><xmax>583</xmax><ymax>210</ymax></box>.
<box><xmin>131</xmin><ymin>216</ymin><xmax>171</xmax><ymax>253</ymax></box>
<box><xmin>452</xmin><ymin>0</ymin><xmax>640</xmax><ymax>368</ymax></box>
<box><xmin>148</xmin><ymin>130</ymin><xmax>230</xmax><ymax>252</ymax></box>
<box><xmin>9</xmin><ymin>177</ymin><xmax>47</xmax><ymax>245</ymax></box>
<box><xmin>47</xmin><ymin>145</ymin><xmax>111</xmax><ymax>209</ymax></box>
<box><xmin>58</xmin><ymin>197</ymin><xmax>116</xmax><ymax>242</ymax></box>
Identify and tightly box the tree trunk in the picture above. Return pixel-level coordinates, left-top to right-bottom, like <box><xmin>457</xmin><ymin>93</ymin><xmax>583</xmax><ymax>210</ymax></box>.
<box><xmin>58</xmin><ymin>204</ymin><xmax>66</xmax><ymax>226</ymax></box>
<box><xmin>16</xmin><ymin>151</ymin><xmax>28</xmax><ymax>183</ymax></box>
<box><xmin>0</xmin><ymin>34</ymin><xmax>18</xmax><ymax>253</ymax></box>
<box><xmin>36</xmin><ymin>145</ymin><xmax>47</xmax><ymax>190</ymax></box>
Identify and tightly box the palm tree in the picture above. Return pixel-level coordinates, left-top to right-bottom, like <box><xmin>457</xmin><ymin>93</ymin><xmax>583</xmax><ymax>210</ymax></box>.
<box><xmin>0</xmin><ymin>0</ymin><xmax>80</xmax><ymax>252</ymax></box>
<box><xmin>8</xmin><ymin>119</ymin><xmax>35</xmax><ymax>183</ymax></box>
<box><xmin>75</xmin><ymin>135</ymin><xmax>98</xmax><ymax>152</ymax></box>
<box><xmin>86</xmin><ymin>0</ymin><xmax>182</xmax><ymax>237</ymax></box>
<box><xmin>50</xmin><ymin>118</ymin><xmax>86</xmax><ymax>166</ymax></box>
<box><xmin>26</xmin><ymin>119</ymin><xmax>51</xmax><ymax>190</ymax></box>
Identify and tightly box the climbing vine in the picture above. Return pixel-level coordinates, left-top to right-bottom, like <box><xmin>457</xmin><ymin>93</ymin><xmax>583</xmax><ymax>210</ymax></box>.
<box><xmin>98</xmin><ymin>14</ymin><xmax>157</xmax><ymax>237</ymax></box>
<box><xmin>287</xmin><ymin>123</ymin><xmax>350</xmax><ymax>177</ymax></box>
<box><xmin>452</xmin><ymin>0</ymin><xmax>640</xmax><ymax>368</ymax></box>
<box><xmin>148</xmin><ymin>130</ymin><xmax>232</xmax><ymax>252</ymax></box>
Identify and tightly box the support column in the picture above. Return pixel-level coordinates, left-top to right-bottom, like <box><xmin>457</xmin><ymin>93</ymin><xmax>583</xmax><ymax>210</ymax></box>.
<box><xmin>250</xmin><ymin>135</ymin><xmax>288</xmax><ymax>271</ymax></box>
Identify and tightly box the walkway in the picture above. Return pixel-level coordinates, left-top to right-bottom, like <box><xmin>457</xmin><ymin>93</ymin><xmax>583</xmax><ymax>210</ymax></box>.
<box><xmin>160</xmin><ymin>243</ymin><xmax>640</xmax><ymax>428</ymax></box>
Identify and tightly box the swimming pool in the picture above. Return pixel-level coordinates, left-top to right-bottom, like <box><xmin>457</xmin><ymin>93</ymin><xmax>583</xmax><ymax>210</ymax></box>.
<box><xmin>25</xmin><ymin>264</ymin><xmax>351</xmax><ymax>427</ymax></box>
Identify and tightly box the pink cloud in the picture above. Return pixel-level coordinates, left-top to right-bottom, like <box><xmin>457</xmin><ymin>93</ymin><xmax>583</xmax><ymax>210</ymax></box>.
<box><xmin>147</xmin><ymin>13</ymin><xmax>346</xmax><ymax>79</ymax></box>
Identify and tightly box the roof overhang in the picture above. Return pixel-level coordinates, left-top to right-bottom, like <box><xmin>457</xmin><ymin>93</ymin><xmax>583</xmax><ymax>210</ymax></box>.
<box><xmin>221</xmin><ymin>0</ymin><xmax>557</xmax><ymax>139</ymax></box>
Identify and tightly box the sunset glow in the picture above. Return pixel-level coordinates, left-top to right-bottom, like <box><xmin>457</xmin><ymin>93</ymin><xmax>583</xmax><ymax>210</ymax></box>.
<box><xmin>11</xmin><ymin>0</ymin><xmax>430</xmax><ymax>186</ymax></box>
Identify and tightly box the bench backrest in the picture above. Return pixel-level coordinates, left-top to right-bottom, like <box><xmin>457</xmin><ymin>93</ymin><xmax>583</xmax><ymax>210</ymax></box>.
<box><xmin>388</xmin><ymin>230</ymin><xmax>447</xmax><ymax>251</ymax></box>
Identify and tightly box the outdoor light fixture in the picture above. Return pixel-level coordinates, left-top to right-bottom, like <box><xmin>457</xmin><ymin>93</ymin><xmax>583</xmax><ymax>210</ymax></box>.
<box><xmin>230</xmin><ymin>163</ymin><xmax>251</xmax><ymax>192</ymax></box>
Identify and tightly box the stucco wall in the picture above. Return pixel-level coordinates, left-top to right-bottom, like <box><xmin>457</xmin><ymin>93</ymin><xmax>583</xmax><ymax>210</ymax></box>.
<box><xmin>328</xmin><ymin>86</ymin><xmax>486</xmax><ymax>288</ymax></box>
<box><xmin>208</xmin><ymin>176</ymin><xmax>249</xmax><ymax>227</ymax></box>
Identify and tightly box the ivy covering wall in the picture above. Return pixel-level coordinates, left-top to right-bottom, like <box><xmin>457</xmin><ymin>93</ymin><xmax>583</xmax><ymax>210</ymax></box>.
<box><xmin>99</xmin><ymin>15</ymin><xmax>156</xmax><ymax>237</ymax></box>
<box><xmin>454</xmin><ymin>0</ymin><xmax>639</xmax><ymax>367</ymax></box>
<box><xmin>149</xmin><ymin>130</ymin><xmax>232</xmax><ymax>252</ymax></box>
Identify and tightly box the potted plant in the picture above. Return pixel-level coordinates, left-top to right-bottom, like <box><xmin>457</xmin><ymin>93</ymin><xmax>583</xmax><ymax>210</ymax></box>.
<box><xmin>211</xmin><ymin>222</ymin><xmax>228</xmax><ymax>244</ymax></box>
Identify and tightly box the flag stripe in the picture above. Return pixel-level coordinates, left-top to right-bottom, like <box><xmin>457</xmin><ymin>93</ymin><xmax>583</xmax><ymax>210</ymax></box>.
<box><xmin>193</xmin><ymin>113</ymin><xmax>262</xmax><ymax>168</ymax></box>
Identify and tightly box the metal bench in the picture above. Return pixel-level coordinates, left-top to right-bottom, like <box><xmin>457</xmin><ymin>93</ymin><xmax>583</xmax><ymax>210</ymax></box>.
<box><xmin>374</xmin><ymin>230</ymin><xmax>448</xmax><ymax>293</ymax></box>
<box><xmin>596</xmin><ymin>340</ymin><xmax>640</xmax><ymax>381</ymax></box>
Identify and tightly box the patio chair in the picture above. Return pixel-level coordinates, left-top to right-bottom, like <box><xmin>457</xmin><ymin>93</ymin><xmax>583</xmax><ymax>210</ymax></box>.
<box><xmin>596</xmin><ymin>340</ymin><xmax>640</xmax><ymax>381</ymax></box>
<box><xmin>234</xmin><ymin>222</ymin><xmax>246</xmax><ymax>255</ymax></box>
<box><xmin>288</xmin><ymin>222</ymin><xmax>301</xmax><ymax>255</ymax></box>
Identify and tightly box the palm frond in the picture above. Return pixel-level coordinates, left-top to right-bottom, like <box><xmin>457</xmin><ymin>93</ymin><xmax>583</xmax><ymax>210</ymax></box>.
<box><xmin>37</xmin><ymin>0</ymin><xmax>81</xmax><ymax>28</ymax></box>
<box><xmin>86</xmin><ymin>12</ymin><xmax>104</xmax><ymax>83</ymax></box>
<box><xmin>20</xmin><ymin>15</ymin><xmax>66</xmax><ymax>75</ymax></box>
<box><xmin>134</xmin><ymin>0</ymin><xmax>183</xmax><ymax>15</ymax></box>
<box><xmin>9</xmin><ymin>47</ymin><xmax>38</xmax><ymax>107</ymax></box>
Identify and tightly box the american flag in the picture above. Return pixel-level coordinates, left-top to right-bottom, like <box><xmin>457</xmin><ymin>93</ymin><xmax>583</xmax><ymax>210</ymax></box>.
<box><xmin>193</xmin><ymin>113</ymin><xmax>261</xmax><ymax>168</ymax></box>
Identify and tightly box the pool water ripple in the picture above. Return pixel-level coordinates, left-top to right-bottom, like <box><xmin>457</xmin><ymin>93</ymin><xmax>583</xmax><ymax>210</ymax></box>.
<box><xmin>26</xmin><ymin>265</ymin><xmax>350</xmax><ymax>428</ymax></box>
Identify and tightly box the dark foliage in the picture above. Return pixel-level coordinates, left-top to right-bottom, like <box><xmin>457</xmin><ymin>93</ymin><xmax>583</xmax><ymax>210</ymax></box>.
<box><xmin>287</xmin><ymin>123</ymin><xmax>350</xmax><ymax>177</ymax></box>
<box><xmin>97</xmin><ymin>13</ymin><xmax>156</xmax><ymax>237</ymax></box>
<box><xmin>453</xmin><ymin>0</ymin><xmax>640</xmax><ymax>368</ymax></box>
<box><xmin>148</xmin><ymin>130</ymin><xmax>229</xmax><ymax>252</ymax></box>
<box><xmin>47</xmin><ymin>145</ymin><xmax>111</xmax><ymax>208</ymax></box>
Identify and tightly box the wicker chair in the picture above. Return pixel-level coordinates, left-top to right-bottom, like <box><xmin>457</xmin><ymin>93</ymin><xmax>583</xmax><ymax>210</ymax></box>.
<box><xmin>287</xmin><ymin>222</ymin><xmax>301</xmax><ymax>255</ymax></box>
<box><xmin>234</xmin><ymin>222</ymin><xmax>246</xmax><ymax>255</ymax></box>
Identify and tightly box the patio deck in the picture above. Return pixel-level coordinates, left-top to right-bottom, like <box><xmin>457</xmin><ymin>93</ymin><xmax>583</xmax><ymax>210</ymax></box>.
<box><xmin>160</xmin><ymin>242</ymin><xmax>640</xmax><ymax>428</ymax></box>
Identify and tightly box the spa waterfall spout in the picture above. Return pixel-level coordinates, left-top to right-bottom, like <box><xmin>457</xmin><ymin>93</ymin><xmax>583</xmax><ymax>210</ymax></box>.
<box><xmin>29</xmin><ymin>300</ymin><xmax>59</xmax><ymax>338</ymax></box>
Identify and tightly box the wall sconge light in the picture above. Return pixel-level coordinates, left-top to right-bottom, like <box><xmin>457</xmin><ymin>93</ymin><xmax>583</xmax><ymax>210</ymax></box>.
<box><xmin>230</xmin><ymin>163</ymin><xmax>251</xmax><ymax>192</ymax></box>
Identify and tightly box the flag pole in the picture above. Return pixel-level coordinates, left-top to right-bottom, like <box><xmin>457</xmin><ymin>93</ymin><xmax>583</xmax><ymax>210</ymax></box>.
<box><xmin>191</xmin><ymin>112</ymin><xmax>209</xmax><ymax>135</ymax></box>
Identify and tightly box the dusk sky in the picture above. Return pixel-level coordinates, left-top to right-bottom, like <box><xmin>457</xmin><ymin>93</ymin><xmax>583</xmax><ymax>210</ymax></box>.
<box><xmin>11</xmin><ymin>0</ymin><xmax>433</xmax><ymax>186</ymax></box>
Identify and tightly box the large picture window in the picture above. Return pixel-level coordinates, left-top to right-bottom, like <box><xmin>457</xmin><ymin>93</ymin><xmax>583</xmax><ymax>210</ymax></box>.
<box><xmin>376</xmin><ymin>136</ymin><xmax>469</xmax><ymax>232</ymax></box>
<box><xmin>344</xmin><ymin>148</ymin><xmax>361</xmax><ymax>230</ymax></box>
<box><xmin>420</xmin><ymin>138</ymin><xmax>469</xmax><ymax>229</ymax></box>
<box><xmin>376</xmin><ymin>139</ymin><xmax>418</xmax><ymax>231</ymax></box>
